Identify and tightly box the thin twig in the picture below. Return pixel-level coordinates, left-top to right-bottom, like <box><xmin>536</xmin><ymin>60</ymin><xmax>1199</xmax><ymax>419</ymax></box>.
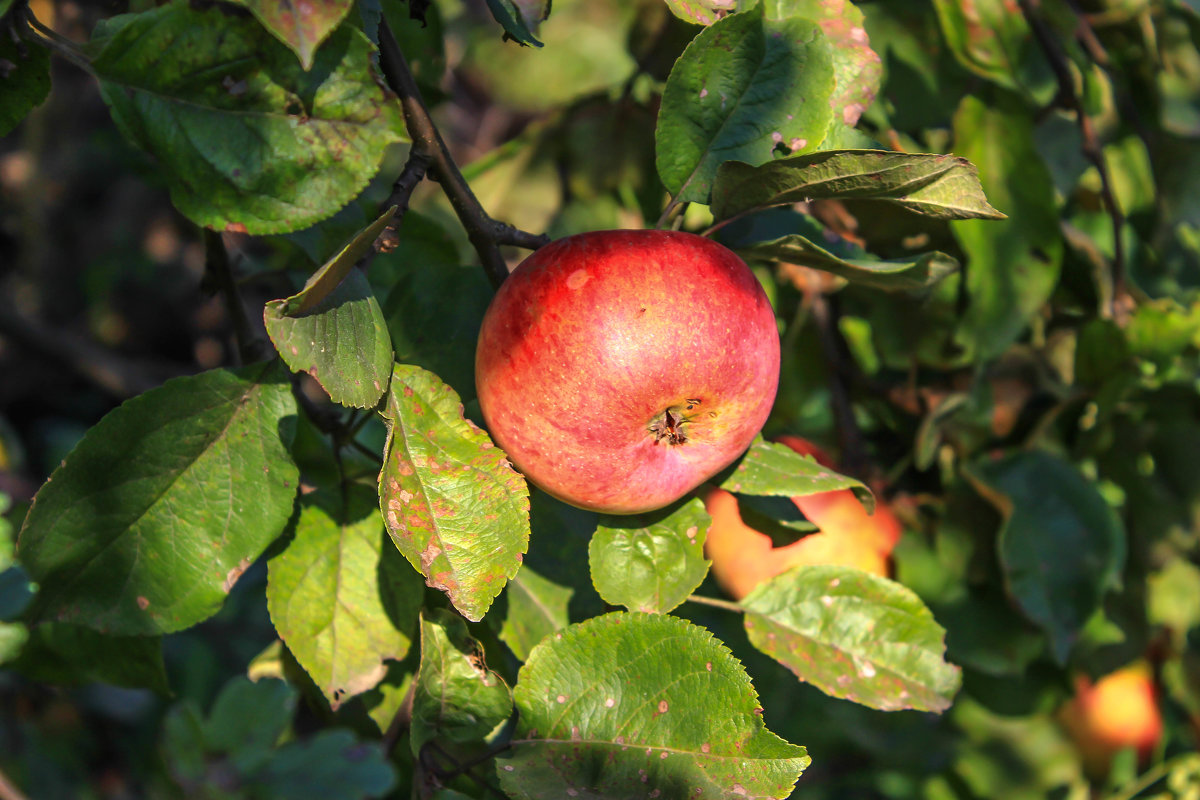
<box><xmin>685</xmin><ymin>593</ymin><xmax>746</xmax><ymax>614</ymax></box>
<box><xmin>810</xmin><ymin>292</ymin><xmax>867</xmax><ymax>477</ymax></box>
<box><xmin>1018</xmin><ymin>0</ymin><xmax>1128</xmax><ymax>318</ymax></box>
<box><xmin>376</xmin><ymin>18</ymin><xmax>548</xmax><ymax>289</ymax></box>
<box><xmin>203</xmin><ymin>229</ymin><xmax>264</xmax><ymax>364</ymax></box>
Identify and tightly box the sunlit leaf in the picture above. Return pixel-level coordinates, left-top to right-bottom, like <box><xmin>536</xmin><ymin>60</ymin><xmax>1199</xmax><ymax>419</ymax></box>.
<box><xmin>718</xmin><ymin>437</ymin><xmax>873</xmax><ymax>513</ymax></box>
<box><xmin>742</xmin><ymin>565</ymin><xmax>962</xmax><ymax>712</ymax></box>
<box><xmin>589</xmin><ymin>498</ymin><xmax>711</xmax><ymax>614</ymax></box>
<box><xmin>378</xmin><ymin>364</ymin><xmax>529</xmax><ymax>621</ymax></box>
<box><xmin>264</xmin><ymin>211</ymin><xmax>395</xmax><ymax>408</ymax></box>
<box><xmin>17</xmin><ymin>361</ymin><xmax>299</xmax><ymax>635</ymax></box>
<box><xmin>267</xmin><ymin>485</ymin><xmax>422</xmax><ymax>708</ymax></box>
<box><xmin>656</xmin><ymin>6</ymin><xmax>835</xmax><ymax>203</ymax></box>
<box><xmin>499</xmin><ymin>612</ymin><xmax>810</xmax><ymax>799</ymax></box>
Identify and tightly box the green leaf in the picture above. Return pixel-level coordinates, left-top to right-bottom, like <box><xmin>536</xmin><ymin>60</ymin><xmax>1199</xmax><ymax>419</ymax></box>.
<box><xmin>966</xmin><ymin>450</ymin><xmax>1126</xmax><ymax>665</ymax></box>
<box><xmin>712</xmin><ymin>149</ymin><xmax>1006</xmax><ymax>222</ymax></box>
<box><xmin>379</xmin><ymin>364</ymin><xmax>530</xmax><ymax>622</ymax></box>
<box><xmin>663</xmin><ymin>0</ymin><xmax>755</xmax><ymax>26</ymax></box>
<box><xmin>739</xmin><ymin>234</ymin><xmax>960</xmax><ymax>292</ymax></box>
<box><xmin>164</xmin><ymin>676</ymin><xmax>396</xmax><ymax>798</ymax></box>
<box><xmin>763</xmin><ymin>0</ymin><xmax>882</xmax><ymax>127</ymax></box>
<box><xmin>267</xmin><ymin>485</ymin><xmax>423</xmax><ymax>709</ymax></box>
<box><xmin>484</xmin><ymin>0</ymin><xmax>544</xmax><ymax>46</ymax></box>
<box><xmin>718</xmin><ymin>437</ymin><xmax>873</xmax><ymax>512</ymax></box>
<box><xmin>930</xmin><ymin>0</ymin><xmax>1047</xmax><ymax>97</ymax></box>
<box><xmin>92</xmin><ymin>1</ymin><xmax>404</xmax><ymax>235</ymax></box>
<box><xmin>656</xmin><ymin>6</ymin><xmax>836</xmax><ymax>204</ymax></box>
<box><xmin>11</xmin><ymin>623</ymin><xmax>169</xmax><ymax>693</ymax></box>
<box><xmin>17</xmin><ymin>361</ymin><xmax>299</xmax><ymax>635</ymax></box>
<box><xmin>742</xmin><ymin>565</ymin><xmax>962</xmax><ymax>712</ymax></box>
<box><xmin>498</xmin><ymin>612</ymin><xmax>810</xmax><ymax>799</ymax></box>
<box><xmin>496</xmin><ymin>564</ymin><xmax>574</xmax><ymax>662</ymax></box>
<box><xmin>950</xmin><ymin>93</ymin><xmax>1062</xmax><ymax>361</ymax></box>
<box><xmin>0</xmin><ymin>27</ymin><xmax>51</xmax><ymax>137</ymax></box>
<box><xmin>264</xmin><ymin>211</ymin><xmax>395</xmax><ymax>408</ymax></box>
<box><xmin>224</xmin><ymin>0</ymin><xmax>355</xmax><ymax>69</ymax></box>
<box><xmin>257</xmin><ymin>729</ymin><xmax>397</xmax><ymax>798</ymax></box>
<box><xmin>589</xmin><ymin>499</ymin><xmax>711</xmax><ymax>614</ymax></box>
<box><xmin>411</xmin><ymin>609</ymin><xmax>513</xmax><ymax>755</ymax></box>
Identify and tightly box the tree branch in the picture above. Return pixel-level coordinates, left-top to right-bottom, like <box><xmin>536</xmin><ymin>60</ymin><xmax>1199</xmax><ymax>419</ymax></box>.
<box><xmin>1018</xmin><ymin>0</ymin><xmax>1129</xmax><ymax>318</ymax></box>
<box><xmin>202</xmin><ymin>229</ymin><xmax>266</xmax><ymax>364</ymax></box>
<box><xmin>376</xmin><ymin>18</ymin><xmax>548</xmax><ymax>289</ymax></box>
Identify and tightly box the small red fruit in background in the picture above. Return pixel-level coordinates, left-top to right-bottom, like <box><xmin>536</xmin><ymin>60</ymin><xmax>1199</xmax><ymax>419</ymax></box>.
<box><xmin>475</xmin><ymin>230</ymin><xmax>780</xmax><ymax>514</ymax></box>
<box><xmin>704</xmin><ymin>435</ymin><xmax>902</xmax><ymax>600</ymax></box>
<box><xmin>1058</xmin><ymin>662</ymin><xmax>1164</xmax><ymax>777</ymax></box>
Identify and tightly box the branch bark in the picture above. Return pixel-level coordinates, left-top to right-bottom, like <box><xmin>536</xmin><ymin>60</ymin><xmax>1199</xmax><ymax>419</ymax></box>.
<box><xmin>1018</xmin><ymin>0</ymin><xmax>1130</xmax><ymax>318</ymax></box>
<box><xmin>376</xmin><ymin>18</ymin><xmax>549</xmax><ymax>289</ymax></box>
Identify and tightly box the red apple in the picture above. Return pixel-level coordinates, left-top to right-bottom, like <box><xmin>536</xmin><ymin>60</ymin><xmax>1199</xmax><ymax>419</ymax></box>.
<box><xmin>475</xmin><ymin>229</ymin><xmax>780</xmax><ymax>514</ymax></box>
<box><xmin>1059</xmin><ymin>662</ymin><xmax>1164</xmax><ymax>777</ymax></box>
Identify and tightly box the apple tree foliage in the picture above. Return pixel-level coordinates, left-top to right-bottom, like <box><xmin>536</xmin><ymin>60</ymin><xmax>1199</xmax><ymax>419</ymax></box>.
<box><xmin>1</xmin><ymin>0</ymin><xmax>1199</xmax><ymax>798</ymax></box>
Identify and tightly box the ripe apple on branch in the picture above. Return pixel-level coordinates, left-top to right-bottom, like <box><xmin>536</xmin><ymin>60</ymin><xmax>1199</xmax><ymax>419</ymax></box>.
<box><xmin>475</xmin><ymin>228</ymin><xmax>781</xmax><ymax>514</ymax></box>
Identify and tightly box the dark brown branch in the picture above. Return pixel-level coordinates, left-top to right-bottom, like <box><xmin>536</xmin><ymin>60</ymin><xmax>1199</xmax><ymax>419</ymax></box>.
<box><xmin>1018</xmin><ymin>0</ymin><xmax>1128</xmax><ymax>318</ymax></box>
<box><xmin>376</xmin><ymin>18</ymin><xmax>548</xmax><ymax>289</ymax></box>
<box><xmin>810</xmin><ymin>292</ymin><xmax>867</xmax><ymax>478</ymax></box>
<box><xmin>202</xmin><ymin>229</ymin><xmax>266</xmax><ymax>363</ymax></box>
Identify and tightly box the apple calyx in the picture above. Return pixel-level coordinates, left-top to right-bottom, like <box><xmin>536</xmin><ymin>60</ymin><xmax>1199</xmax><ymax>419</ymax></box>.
<box><xmin>649</xmin><ymin>398</ymin><xmax>703</xmax><ymax>446</ymax></box>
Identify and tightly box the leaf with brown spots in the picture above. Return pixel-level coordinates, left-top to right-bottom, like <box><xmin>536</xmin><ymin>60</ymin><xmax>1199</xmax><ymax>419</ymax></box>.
<box><xmin>498</xmin><ymin>612</ymin><xmax>809</xmax><ymax>799</ymax></box>
<box><xmin>378</xmin><ymin>364</ymin><xmax>529</xmax><ymax>622</ymax></box>
<box><xmin>741</xmin><ymin>565</ymin><xmax>961</xmax><ymax>712</ymax></box>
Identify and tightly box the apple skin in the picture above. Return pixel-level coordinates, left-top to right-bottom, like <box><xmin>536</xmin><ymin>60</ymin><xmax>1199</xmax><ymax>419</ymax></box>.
<box><xmin>475</xmin><ymin>230</ymin><xmax>780</xmax><ymax>514</ymax></box>
<box><xmin>1059</xmin><ymin>662</ymin><xmax>1164</xmax><ymax>777</ymax></box>
<box><xmin>703</xmin><ymin>436</ymin><xmax>901</xmax><ymax>600</ymax></box>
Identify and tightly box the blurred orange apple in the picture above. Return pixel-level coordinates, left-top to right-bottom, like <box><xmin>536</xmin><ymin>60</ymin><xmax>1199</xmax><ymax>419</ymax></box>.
<box><xmin>703</xmin><ymin>436</ymin><xmax>901</xmax><ymax>600</ymax></box>
<box><xmin>1058</xmin><ymin>662</ymin><xmax>1163</xmax><ymax>777</ymax></box>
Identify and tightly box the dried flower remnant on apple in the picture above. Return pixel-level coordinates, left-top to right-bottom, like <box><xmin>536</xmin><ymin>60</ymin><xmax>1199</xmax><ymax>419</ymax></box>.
<box><xmin>475</xmin><ymin>229</ymin><xmax>780</xmax><ymax>514</ymax></box>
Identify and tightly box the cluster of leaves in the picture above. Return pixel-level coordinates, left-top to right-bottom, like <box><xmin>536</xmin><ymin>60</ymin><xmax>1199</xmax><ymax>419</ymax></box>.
<box><xmin>0</xmin><ymin>0</ymin><xmax>1198</xmax><ymax>798</ymax></box>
